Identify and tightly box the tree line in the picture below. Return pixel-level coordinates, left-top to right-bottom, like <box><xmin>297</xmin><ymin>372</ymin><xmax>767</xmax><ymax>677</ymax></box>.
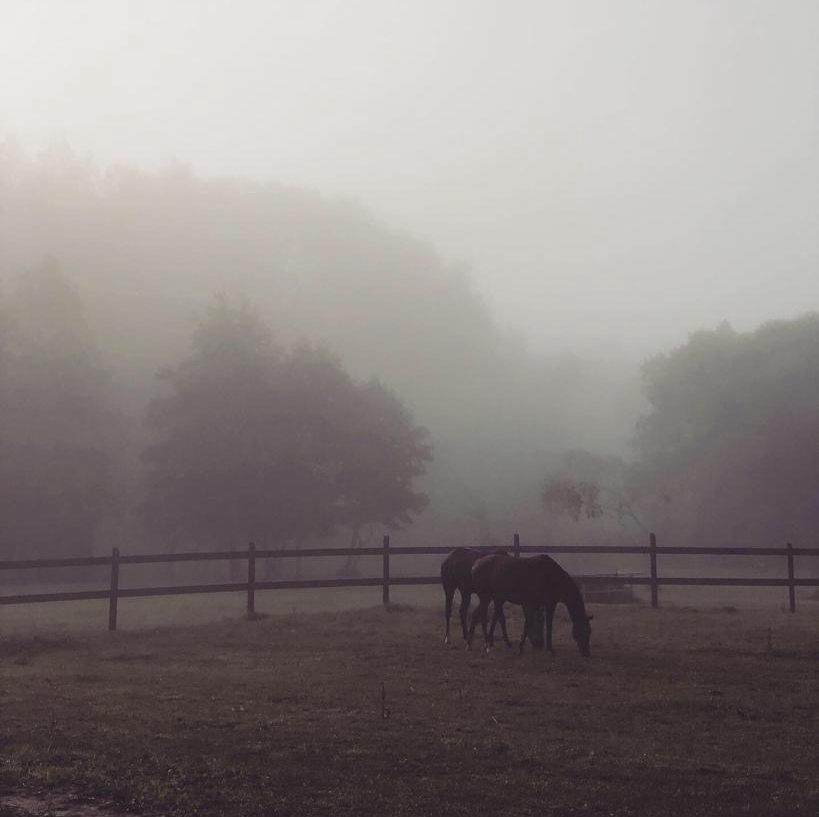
<box><xmin>3</xmin><ymin>144</ymin><xmax>817</xmax><ymax>564</ymax></box>
<box><xmin>0</xmin><ymin>146</ymin><xmax>644</xmax><ymax>553</ymax></box>
<box><xmin>543</xmin><ymin>316</ymin><xmax>819</xmax><ymax>555</ymax></box>
<box><xmin>0</xmin><ymin>261</ymin><xmax>431</xmax><ymax>566</ymax></box>
<box><xmin>3</xmin><ymin>258</ymin><xmax>817</xmax><ymax>570</ymax></box>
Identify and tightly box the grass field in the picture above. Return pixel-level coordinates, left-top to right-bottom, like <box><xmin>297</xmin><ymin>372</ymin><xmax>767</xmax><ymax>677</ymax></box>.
<box><xmin>1</xmin><ymin>592</ymin><xmax>817</xmax><ymax>816</ymax></box>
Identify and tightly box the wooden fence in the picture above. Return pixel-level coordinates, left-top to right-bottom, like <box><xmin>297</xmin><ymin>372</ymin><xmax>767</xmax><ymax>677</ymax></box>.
<box><xmin>1</xmin><ymin>533</ymin><xmax>817</xmax><ymax>630</ymax></box>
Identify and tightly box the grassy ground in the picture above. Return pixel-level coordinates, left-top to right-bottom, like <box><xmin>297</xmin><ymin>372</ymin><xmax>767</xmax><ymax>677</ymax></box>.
<box><xmin>0</xmin><ymin>594</ymin><xmax>817</xmax><ymax>816</ymax></box>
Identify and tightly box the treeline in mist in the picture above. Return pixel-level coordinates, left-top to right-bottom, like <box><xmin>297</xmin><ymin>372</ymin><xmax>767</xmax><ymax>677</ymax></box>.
<box><xmin>0</xmin><ymin>258</ymin><xmax>122</xmax><ymax>559</ymax></box>
<box><xmin>142</xmin><ymin>295</ymin><xmax>431</xmax><ymax>578</ymax></box>
<box><xmin>0</xmin><ymin>144</ymin><xmax>641</xmax><ymax>566</ymax></box>
<box><xmin>0</xmin><ymin>262</ymin><xmax>431</xmax><ymax>568</ymax></box>
<box><xmin>544</xmin><ymin>316</ymin><xmax>819</xmax><ymax>566</ymax></box>
<box><xmin>2</xmin><ymin>143</ymin><xmax>815</xmax><ymax>575</ymax></box>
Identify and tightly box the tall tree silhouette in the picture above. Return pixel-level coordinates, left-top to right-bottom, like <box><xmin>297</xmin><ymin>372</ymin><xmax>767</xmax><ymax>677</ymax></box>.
<box><xmin>141</xmin><ymin>296</ymin><xmax>432</xmax><ymax>575</ymax></box>
<box><xmin>0</xmin><ymin>258</ymin><xmax>119</xmax><ymax>559</ymax></box>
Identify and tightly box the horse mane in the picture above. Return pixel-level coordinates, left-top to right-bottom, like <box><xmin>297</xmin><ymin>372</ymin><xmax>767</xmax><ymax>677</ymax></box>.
<box><xmin>535</xmin><ymin>555</ymin><xmax>588</xmax><ymax>624</ymax></box>
<box><xmin>561</xmin><ymin>575</ymin><xmax>588</xmax><ymax>624</ymax></box>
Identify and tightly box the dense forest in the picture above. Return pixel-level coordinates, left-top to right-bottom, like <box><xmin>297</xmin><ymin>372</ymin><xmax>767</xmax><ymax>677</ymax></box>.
<box><xmin>1</xmin><ymin>145</ymin><xmax>817</xmax><ymax>574</ymax></box>
<box><xmin>543</xmin><ymin>317</ymin><xmax>819</xmax><ymax>563</ymax></box>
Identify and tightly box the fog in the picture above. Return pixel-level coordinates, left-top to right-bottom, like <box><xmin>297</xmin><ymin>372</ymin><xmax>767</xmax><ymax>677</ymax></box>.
<box><xmin>4</xmin><ymin>0</ymin><xmax>817</xmax><ymax>356</ymax></box>
<box><xmin>1</xmin><ymin>1</ymin><xmax>818</xmax><ymax>573</ymax></box>
<box><xmin>3</xmin><ymin>11</ymin><xmax>819</xmax><ymax>814</ymax></box>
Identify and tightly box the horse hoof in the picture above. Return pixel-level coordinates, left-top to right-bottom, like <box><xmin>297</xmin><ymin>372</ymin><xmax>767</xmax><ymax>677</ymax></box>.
<box><xmin>444</xmin><ymin>635</ymin><xmax>450</xmax><ymax>645</ymax></box>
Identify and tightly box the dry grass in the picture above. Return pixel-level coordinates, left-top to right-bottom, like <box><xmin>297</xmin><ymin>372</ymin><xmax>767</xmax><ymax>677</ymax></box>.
<box><xmin>0</xmin><ymin>594</ymin><xmax>817</xmax><ymax>816</ymax></box>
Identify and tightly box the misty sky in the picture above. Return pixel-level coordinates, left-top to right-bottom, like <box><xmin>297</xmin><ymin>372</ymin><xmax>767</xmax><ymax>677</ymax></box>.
<box><xmin>2</xmin><ymin>0</ymin><xmax>817</xmax><ymax>358</ymax></box>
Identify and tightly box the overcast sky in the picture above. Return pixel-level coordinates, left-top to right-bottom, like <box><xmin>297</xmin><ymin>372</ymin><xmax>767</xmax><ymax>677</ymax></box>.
<box><xmin>2</xmin><ymin>0</ymin><xmax>817</xmax><ymax>358</ymax></box>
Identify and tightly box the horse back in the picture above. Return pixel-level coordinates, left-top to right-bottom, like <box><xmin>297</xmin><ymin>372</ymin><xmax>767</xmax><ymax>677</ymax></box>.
<box><xmin>471</xmin><ymin>553</ymin><xmax>511</xmax><ymax>597</ymax></box>
<box><xmin>474</xmin><ymin>553</ymin><xmax>576</xmax><ymax>606</ymax></box>
<box><xmin>441</xmin><ymin>547</ymin><xmax>482</xmax><ymax>591</ymax></box>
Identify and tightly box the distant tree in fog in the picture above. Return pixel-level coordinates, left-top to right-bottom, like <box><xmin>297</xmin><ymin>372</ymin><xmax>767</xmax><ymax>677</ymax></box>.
<box><xmin>2</xmin><ymin>147</ymin><xmax>644</xmax><ymax>551</ymax></box>
<box><xmin>541</xmin><ymin>449</ymin><xmax>646</xmax><ymax>531</ymax></box>
<box><xmin>332</xmin><ymin>377</ymin><xmax>432</xmax><ymax>573</ymax></box>
<box><xmin>632</xmin><ymin>316</ymin><xmax>819</xmax><ymax>549</ymax></box>
<box><xmin>0</xmin><ymin>258</ymin><xmax>120</xmax><ymax>559</ymax></box>
<box><xmin>141</xmin><ymin>296</ymin><xmax>431</xmax><ymax>569</ymax></box>
<box><xmin>141</xmin><ymin>294</ymin><xmax>288</xmax><ymax>568</ymax></box>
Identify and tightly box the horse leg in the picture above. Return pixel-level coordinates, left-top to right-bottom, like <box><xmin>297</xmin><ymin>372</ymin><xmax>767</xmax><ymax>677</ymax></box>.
<box><xmin>494</xmin><ymin>602</ymin><xmax>512</xmax><ymax>647</ymax></box>
<box><xmin>443</xmin><ymin>585</ymin><xmax>455</xmax><ymax>644</ymax></box>
<box><xmin>519</xmin><ymin>605</ymin><xmax>534</xmax><ymax>654</ymax></box>
<box><xmin>545</xmin><ymin>602</ymin><xmax>556</xmax><ymax>655</ymax></box>
<box><xmin>479</xmin><ymin>597</ymin><xmax>493</xmax><ymax>651</ymax></box>
<box><xmin>531</xmin><ymin>607</ymin><xmax>545</xmax><ymax>650</ymax></box>
<box><xmin>467</xmin><ymin>597</ymin><xmax>489</xmax><ymax>650</ymax></box>
<box><xmin>482</xmin><ymin>598</ymin><xmax>494</xmax><ymax>652</ymax></box>
<box><xmin>488</xmin><ymin>601</ymin><xmax>499</xmax><ymax>642</ymax></box>
<box><xmin>487</xmin><ymin>600</ymin><xmax>504</xmax><ymax>650</ymax></box>
<box><xmin>458</xmin><ymin>591</ymin><xmax>471</xmax><ymax>642</ymax></box>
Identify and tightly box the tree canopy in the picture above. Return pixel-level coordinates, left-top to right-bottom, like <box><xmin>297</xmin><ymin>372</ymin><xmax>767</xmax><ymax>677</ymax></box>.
<box><xmin>540</xmin><ymin>315</ymin><xmax>819</xmax><ymax>555</ymax></box>
<box><xmin>0</xmin><ymin>259</ymin><xmax>120</xmax><ymax>559</ymax></box>
<box><xmin>141</xmin><ymin>296</ymin><xmax>432</xmax><ymax>554</ymax></box>
<box><xmin>1</xmin><ymin>149</ymin><xmax>647</xmax><ymax>552</ymax></box>
<box><xmin>541</xmin><ymin>449</ymin><xmax>646</xmax><ymax>532</ymax></box>
<box><xmin>631</xmin><ymin>315</ymin><xmax>819</xmax><ymax>547</ymax></box>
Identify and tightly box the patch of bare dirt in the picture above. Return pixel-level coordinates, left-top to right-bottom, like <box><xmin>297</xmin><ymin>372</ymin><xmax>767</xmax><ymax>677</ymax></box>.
<box><xmin>0</xmin><ymin>790</ymin><xmax>155</xmax><ymax>817</ymax></box>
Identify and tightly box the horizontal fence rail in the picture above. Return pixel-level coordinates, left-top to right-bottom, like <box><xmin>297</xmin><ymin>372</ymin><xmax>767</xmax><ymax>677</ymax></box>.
<box><xmin>1</xmin><ymin>534</ymin><xmax>817</xmax><ymax>629</ymax></box>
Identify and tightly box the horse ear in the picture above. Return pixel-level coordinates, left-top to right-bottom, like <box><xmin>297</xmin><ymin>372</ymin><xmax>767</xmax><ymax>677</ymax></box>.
<box><xmin>587</xmin><ymin>614</ymin><xmax>594</xmax><ymax>621</ymax></box>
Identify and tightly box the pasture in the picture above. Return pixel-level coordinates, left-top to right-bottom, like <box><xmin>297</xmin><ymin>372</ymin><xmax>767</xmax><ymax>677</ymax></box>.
<box><xmin>1</xmin><ymin>591</ymin><xmax>817</xmax><ymax>817</ymax></box>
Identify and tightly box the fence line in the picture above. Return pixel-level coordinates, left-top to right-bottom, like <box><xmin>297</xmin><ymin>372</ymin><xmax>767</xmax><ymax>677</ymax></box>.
<box><xmin>1</xmin><ymin>534</ymin><xmax>817</xmax><ymax>629</ymax></box>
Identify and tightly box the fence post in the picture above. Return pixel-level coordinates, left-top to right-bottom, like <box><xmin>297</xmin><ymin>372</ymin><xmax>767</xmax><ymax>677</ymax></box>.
<box><xmin>513</xmin><ymin>532</ymin><xmax>520</xmax><ymax>558</ymax></box>
<box><xmin>649</xmin><ymin>532</ymin><xmax>658</xmax><ymax>608</ymax></box>
<box><xmin>382</xmin><ymin>535</ymin><xmax>390</xmax><ymax>608</ymax></box>
<box><xmin>247</xmin><ymin>542</ymin><xmax>256</xmax><ymax>619</ymax></box>
<box><xmin>786</xmin><ymin>543</ymin><xmax>796</xmax><ymax>613</ymax></box>
<box><xmin>108</xmin><ymin>547</ymin><xmax>120</xmax><ymax>631</ymax></box>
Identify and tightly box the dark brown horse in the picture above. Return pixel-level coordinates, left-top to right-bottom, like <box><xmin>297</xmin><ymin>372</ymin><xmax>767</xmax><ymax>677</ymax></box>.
<box><xmin>441</xmin><ymin>548</ymin><xmax>511</xmax><ymax>645</ymax></box>
<box><xmin>468</xmin><ymin>553</ymin><xmax>593</xmax><ymax>656</ymax></box>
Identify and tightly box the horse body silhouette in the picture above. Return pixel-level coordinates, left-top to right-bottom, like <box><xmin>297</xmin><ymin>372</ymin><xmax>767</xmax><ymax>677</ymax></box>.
<box><xmin>468</xmin><ymin>553</ymin><xmax>593</xmax><ymax>656</ymax></box>
<box><xmin>441</xmin><ymin>547</ymin><xmax>511</xmax><ymax>645</ymax></box>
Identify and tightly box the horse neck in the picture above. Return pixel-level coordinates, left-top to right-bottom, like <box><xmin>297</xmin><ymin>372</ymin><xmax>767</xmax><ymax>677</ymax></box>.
<box><xmin>558</xmin><ymin>577</ymin><xmax>588</xmax><ymax>625</ymax></box>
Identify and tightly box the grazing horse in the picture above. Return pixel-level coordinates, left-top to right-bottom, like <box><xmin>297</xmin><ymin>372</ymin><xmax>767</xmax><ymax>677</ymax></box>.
<box><xmin>468</xmin><ymin>553</ymin><xmax>594</xmax><ymax>657</ymax></box>
<box><xmin>441</xmin><ymin>548</ymin><xmax>511</xmax><ymax>645</ymax></box>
